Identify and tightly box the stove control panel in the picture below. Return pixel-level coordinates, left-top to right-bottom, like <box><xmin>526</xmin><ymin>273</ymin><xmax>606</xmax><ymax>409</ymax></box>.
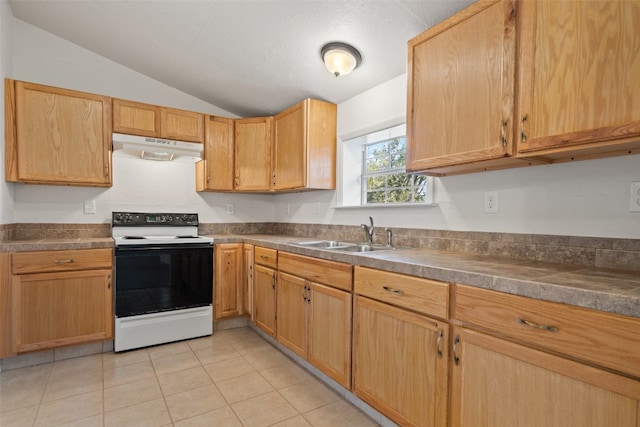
<box><xmin>112</xmin><ymin>212</ymin><xmax>199</xmax><ymax>226</ymax></box>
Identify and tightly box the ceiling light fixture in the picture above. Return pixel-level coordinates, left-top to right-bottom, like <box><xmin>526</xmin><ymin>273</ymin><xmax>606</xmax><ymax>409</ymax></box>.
<box><xmin>321</xmin><ymin>42</ymin><xmax>362</xmax><ymax>77</ymax></box>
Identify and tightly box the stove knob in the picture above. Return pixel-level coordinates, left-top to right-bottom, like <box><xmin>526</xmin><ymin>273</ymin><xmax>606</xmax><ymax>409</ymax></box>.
<box><xmin>113</xmin><ymin>213</ymin><xmax>123</xmax><ymax>223</ymax></box>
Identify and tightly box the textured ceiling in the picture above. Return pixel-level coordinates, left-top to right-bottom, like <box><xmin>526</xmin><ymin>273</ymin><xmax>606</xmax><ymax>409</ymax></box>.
<box><xmin>8</xmin><ymin>0</ymin><xmax>473</xmax><ymax>117</ymax></box>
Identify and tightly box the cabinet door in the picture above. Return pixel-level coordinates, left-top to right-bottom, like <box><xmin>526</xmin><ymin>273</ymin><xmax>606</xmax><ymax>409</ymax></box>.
<box><xmin>253</xmin><ymin>264</ymin><xmax>277</xmax><ymax>337</ymax></box>
<box><xmin>235</xmin><ymin>117</ymin><xmax>272</xmax><ymax>191</ymax></box>
<box><xmin>160</xmin><ymin>107</ymin><xmax>204</xmax><ymax>143</ymax></box>
<box><xmin>450</xmin><ymin>327</ymin><xmax>640</xmax><ymax>427</ymax></box>
<box><xmin>12</xmin><ymin>81</ymin><xmax>112</xmax><ymax>186</ymax></box>
<box><xmin>242</xmin><ymin>244</ymin><xmax>254</xmax><ymax>319</ymax></box>
<box><xmin>308</xmin><ymin>282</ymin><xmax>351</xmax><ymax>388</ymax></box>
<box><xmin>276</xmin><ymin>272</ymin><xmax>307</xmax><ymax>358</ymax></box>
<box><xmin>273</xmin><ymin>101</ymin><xmax>306</xmax><ymax>190</ymax></box>
<box><xmin>199</xmin><ymin>116</ymin><xmax>235</xmax><ymax>191</ymax></box>
<box><xmin>517</xmin><ymin>0</ymin><xmax>640</xmax><ymax>157</ymax></box>
<box><xmin>12</xmin><ymin>269</ymin><xmax>113</xmax><ymax>353</ymax></box>
<box><xmin>214</xmin><ymin>243</ymin><xmax>243</xmax><ymax>319</ymax></box>
<box><xmin>406</xmin><ymin>0</ymin><xmax>517</xmax><ymax>173</ymax></box>
<box><xmin>353</xmin><ymin>295</ymin><xmax>449</xmax><ymax>427</ymax></box>
<box><xmin>113</xmin><ymin>98</ymin><xmax>160</xmax><ymax>137</ymax></box>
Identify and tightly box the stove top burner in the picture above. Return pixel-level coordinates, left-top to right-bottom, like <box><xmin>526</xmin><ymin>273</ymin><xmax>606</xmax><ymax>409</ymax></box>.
<box><xmin>122</xmin><ymin>236</ymin><xmax>145</xmax><ymax>239</ymax></box>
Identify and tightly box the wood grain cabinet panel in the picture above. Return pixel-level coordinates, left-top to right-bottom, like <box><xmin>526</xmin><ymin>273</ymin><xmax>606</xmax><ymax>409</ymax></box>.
<box><xmin>253</xmin><ymin>263</ymin><xmax>277</xmax><ymax>337</ymax></box>
<box><xmin>197</xmin><ymin>115</ymin><xmax>235</xmax><ymax>191</ymax></box>
<box><xmin>273</xmin><ymin>99</ymin><xmax>336</xmax><ymax>191</ymax></box>
<box><xmin>6</xmin><ymin>80</ymin><xmax>112</xmax><ymax>186</ymax></box>
<box><xmin>235</xmin><ymin>116</ymin><xmax>273</xmax><ymax>191</ymax></box>
<box><xmin>242</xmin><ymin>244</ymin><xmax>254</xmax><ymax>319</ymax></box>
<box><xmin>160</xmin><ymin>107</ymin><xmax>204</xmax><ymax>143</ymax></box>
<box><xmin>214</xmin><ymin>243</ymin><xmax>243</xmax><ymax>319</ymax></box>
<box><xmin>450</xmin><ymin>327</ymin><xmax>640</xmax><ymax>427</ymax></box>
<box><xmin>516</xmin><ymin>0</ymin><xmax>640</xmax><ymax>160</ymax></box>
<box><xmin>353</xmin><ymin>295</ymin><xmax>449</xmax><ymax>427</ymax></box>
<box><xmin>113</xmin><ymin>98</ymin><xmax>160</xmax><ymax>137</ymax></box>
<box><xmin>9</xmin><ymin>248</ymin><xmax>113</xmax><ymax>354</ymax></box>
<box><xmin>406</xmin><ymin>0</ymin><xmax>523</xmax><ymax>176</ymax></box>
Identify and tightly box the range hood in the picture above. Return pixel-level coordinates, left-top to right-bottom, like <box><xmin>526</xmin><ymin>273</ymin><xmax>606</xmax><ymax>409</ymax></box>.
<box><xmin>112</xmin><ymin>133</ymin><xmax>203</xmax><ymax>162</ymax></box>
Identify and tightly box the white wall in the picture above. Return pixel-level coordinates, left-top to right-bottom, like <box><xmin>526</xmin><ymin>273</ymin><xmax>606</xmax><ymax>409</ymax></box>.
<box><xmin>6</xmin><ymin>18</ymin><xmax>275</xmax><ymax>224</ymax></box>
<box><xmin>274</xmin><ymin>74</ymin><xmax>640</xmax><ymax>239</ymax></box>
<box><xmin>0</xmin><ymin>0</ymin><xmax>15</xmax><ymax>224</ymax></box>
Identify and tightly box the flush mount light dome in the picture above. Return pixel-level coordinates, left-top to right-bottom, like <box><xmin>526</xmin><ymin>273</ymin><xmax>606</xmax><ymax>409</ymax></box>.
<box><xmin>321</xmin><ymin>42</ymin><xmax>362</xmax><ymax>77</ymax></box>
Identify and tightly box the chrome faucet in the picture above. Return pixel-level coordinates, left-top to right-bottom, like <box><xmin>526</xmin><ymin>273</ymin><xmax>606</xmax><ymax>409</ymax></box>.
<box><xmin>385</xmin><ymin>228</ymin><xmax>393</xmax><ymax>247</ymax></box>
<box><xmin>361</xmin><ymin>216</ymin><xmax>374</xmax><ymax>243</ymax></box>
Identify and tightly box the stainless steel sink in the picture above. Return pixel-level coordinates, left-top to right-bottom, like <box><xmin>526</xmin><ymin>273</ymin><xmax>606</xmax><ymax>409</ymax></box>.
<box><xmin>293</xmin><ymin>240</ymin><xmax>356</xmax><ymax>249</ymax></box>
<box><xmin>330</xmin><ymin>244</ymin><xmax>393</xmax><ymax>252</ymax></box>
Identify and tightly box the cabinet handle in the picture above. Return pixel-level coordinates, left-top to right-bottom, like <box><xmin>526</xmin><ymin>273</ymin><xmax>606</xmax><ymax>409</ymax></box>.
<box><xmin>382</xmin><ymin>286</ymin><xmax>403</xmax><ymax>296</ymax></box>
<box><xmin>272</xmin><ymin>272</ymin><xmax>276</xmax><ymax>289</ymax></box>
<box><xmin>260</xmin><ymin>255</ymin><xmax>268</xmax><ymax>260</ymax></box>
<box><xmin>206</xmin><ymin>175</ymin><xmax>210</xmax><ymax>184</ymax></box>
<box><xmin>453</xmin><ymin>335</ymin><xmax>460</xmax><ymax>366</ymax></box>
<box><xmin>517</xmin><ymin>317</ymin><xmax>558</xmax><ymax>333</ymax></box>
<box><xmin>54</xmin><ymin>258</ymin><xmax>75</xmax><ymax>264</ymax></box>
<box><xmin>306</xmin><ymin>284</ymin><xmax>311</xmax><ymax>304</ymax></box>
<box><xmin>302</xmin><ymin>284</ymin><xmax>308</xmax><ymax>301</ymax></box>
<box><xmin>520</xmin><ymin>114</ymin><xmax>528</xmax><ymax>143</ymax></box>
<box><xmin>107</xmin><ymin>274</ymin><xmax>111</xmax><ymax>289</ymax></box>
<box><xmin>500</xmin><ymin>120</ymin><xmax>508</xmax><ymax>147</ymax></box>
<box><xmin>436</xmin><ymin>329</ymin><xmax>444</xmax><ymax>358</ymax></box>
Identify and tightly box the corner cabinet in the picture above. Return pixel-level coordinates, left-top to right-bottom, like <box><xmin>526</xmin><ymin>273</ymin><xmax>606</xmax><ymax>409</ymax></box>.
<box><xmin>352</xmin><ymin>267</ymin><xmax>450</xmax><ymax>426</ymax></box>
<box><xmin>273</xmin><ymin>99</ymin><xmax>336</xmax><ymax>191</ymax></box>
<box><xmin>406</xmin><ymin>0</ymin><xmax>525</xmax><ymax>176</ymax></box>
<box><xmin>235</xmin><ymin>117</ymin><xmax>273</xmax><ymax>191</ymax></box>
<box><xmin>10</xmin><ymin>248</ymin><xmax>113</xmax><ymax>353</ymax></box>
<box><xmin>516</xmin><ymin>0</ymin><xmax>640</xmax><ymax>161</ymax></box>
<box><xmin>451</xmin><ymin>284</ymin><xmax>640</xmax><ymax>427</ymax></box>
<box><xmin>5</xmin><ymin>80</ymin><xmax>112</xmax><ymax>187</ymax></box>
<box><xmin>113</xmin><ymin>98</ymin><xmax>204</xmax><ymax>143</ymax></box>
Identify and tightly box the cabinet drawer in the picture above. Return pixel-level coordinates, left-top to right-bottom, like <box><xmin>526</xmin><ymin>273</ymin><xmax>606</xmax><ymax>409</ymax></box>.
<box><xmin>278</xmin><ymin>252</ymin><xmax>352</xmax><ymax>292</ymax></box>
<box><xmin>254</xmin><ymin>246</ymin><xmax>277</xmax><ymax>268</ymax></box>
<box><xmin>12</xmin><ymin>248</ymin><xmax>112</xmax><ymax>274</ymax></box>
<box><xmin>354</xmin><ymin>266</ymin><xmax>449</xmax><ymax>319</ymax></box>
<box><xmin>455</xmin><ymin>284</ymin><xmax>640</xmax><ymax>378</ymax></box>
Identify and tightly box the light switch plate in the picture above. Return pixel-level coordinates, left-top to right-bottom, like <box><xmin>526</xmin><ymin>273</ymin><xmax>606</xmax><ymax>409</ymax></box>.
<box><xmin>483</xmin><ymin>191</ymin><xmax>499</xmax><ymax>213</ymax></box>
<box><xmin>83</xmin><ymin>200</ymin><xmax>96</xmax><ymax>214</ymax></box>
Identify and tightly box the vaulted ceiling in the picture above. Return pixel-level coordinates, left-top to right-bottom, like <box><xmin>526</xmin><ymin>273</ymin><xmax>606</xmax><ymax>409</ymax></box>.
<box><xmin>9</xmin><ymin>0</ymin><xmax>473</xmax><ymax>117</ymax></box>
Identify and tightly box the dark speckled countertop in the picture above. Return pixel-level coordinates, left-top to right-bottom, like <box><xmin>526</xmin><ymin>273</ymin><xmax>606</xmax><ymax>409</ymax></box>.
<box><xmin>214</xmin><ymin>234</ymin><xmax>640</xmax><ymax>319</ymax></box>
<box><xmin>2</xmin><ymin>235</ymin><xmax>638</xmax><ymax>319</ymax></box>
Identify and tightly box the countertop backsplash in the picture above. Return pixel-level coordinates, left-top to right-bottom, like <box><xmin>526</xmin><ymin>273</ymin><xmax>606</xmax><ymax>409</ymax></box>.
<box><xmin>2</xmin><ymin>222</ymin><xmax>640</xmax><ymax>272</ymax></box>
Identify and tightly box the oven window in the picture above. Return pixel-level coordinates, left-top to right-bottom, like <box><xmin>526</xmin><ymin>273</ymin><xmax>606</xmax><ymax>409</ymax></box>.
<box><xmin>115</xmin><ymin>246</ymin><xmax>213</xmax><ymax>317</ymax></box>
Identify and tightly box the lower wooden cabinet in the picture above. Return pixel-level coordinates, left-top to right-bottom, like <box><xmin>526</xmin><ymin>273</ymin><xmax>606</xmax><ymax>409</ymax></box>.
<box><xmin>242</xmin><ymin>244</ymin><xmax>254</xmax><ymax>319</ymax></box>
<box><xmin>353</xmin><ymin>295</ymin><xmax>449</xmax><ymax>426</ymax></box>
<box><xmin>253</xmin><ymin>263</ymin><xmax>277</xmax><ymax>337</ymax></box>
<box><xmin>214</xmin><ymin>243</ymin><xmax>243</xmax><ymax>319</ymax></box>
<box><xmin>10</xmin><ymin>248</ymin><xmax>113</xmax><ymax>353</ymax></box>
<box><xmin>277</xmin><ymin>271</ymin><xmax>352</xmax><ymax>388</ymax></box>
<box><xmin>450</xmin><ymin>327</ymin><xmax>640</xmax><ymax>427</ymax></box>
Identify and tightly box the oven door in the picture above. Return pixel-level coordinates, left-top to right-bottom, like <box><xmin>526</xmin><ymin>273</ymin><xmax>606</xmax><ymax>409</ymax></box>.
<box><xmin>114</xmin><ymin>243</ymin><xmax>213</xmax><ymax>318</ymax></box>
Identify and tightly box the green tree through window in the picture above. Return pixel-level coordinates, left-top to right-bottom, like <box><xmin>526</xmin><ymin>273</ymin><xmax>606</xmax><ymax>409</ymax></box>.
<box><xmin>362</xmin><ymin>136</ymin><xmax>427</xmax><ymax>204</ymax></box>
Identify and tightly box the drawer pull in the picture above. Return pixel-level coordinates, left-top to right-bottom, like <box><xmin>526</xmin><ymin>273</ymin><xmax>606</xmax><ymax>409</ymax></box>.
<box><xmin>382</xmin><ymin>286</ymin><xmax>404</xmax><ymax>296</ymax></box>
<box><xmin>517</xmin><ymin>317</ymin><xmax>558</xmax><ymax>333</ymax></box>
<box><xmin>436</xmin><ymin>329</ymin><xmax>444</xmax><ymax>358</ymax></box>
<box><xmin>54</xmin><ymin>259</ymin><xmax>75</xmax><ymax>264</ymax></box>
<box><xmin>260</xmin><ymin>255</ymin><xmax>269</xmax><ymax>260</ymax></box>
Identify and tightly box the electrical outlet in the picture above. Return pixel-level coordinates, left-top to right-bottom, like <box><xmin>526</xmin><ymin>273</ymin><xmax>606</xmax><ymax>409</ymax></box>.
<box><xmin>483</xmin><ymin>191</ymin><xmax>499</xmax><ymax>213</ymax></box>
<box><xmin>630</xmin><ymin>182</ymin><xmax>640</xmax><ymax>212</ymax></box>
<box><xmin>313</xmin><ymin>201</ymin><xmax>320</xmax><ymax>215</ymax></box>
<box><xmin>286</xmin><ymin>203</ymin><xmax>290</xmax><ymax>216</ymax></box>
<box><xmin>226</xmin><ymin>204</ymin><xmax>235</xmax><ymax>214</ymax></box>
<box><xmin>83</xmin><ymin>200</ymin><xmax>96</xmax><ymax>214</ymax></box>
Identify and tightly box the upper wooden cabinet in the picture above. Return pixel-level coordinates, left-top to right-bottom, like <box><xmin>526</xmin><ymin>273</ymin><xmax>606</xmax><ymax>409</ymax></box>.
<box><xmin>235</xmin><ymin>116</ymin><xmax>273</xmax><ymax>191</ymax></box>
<box><xmin>516</xmin><ymin>0</ymin><xmax>640</xmax><ymax>161</ymax></box>
<box><xmin>197</xmin><ymin>115</ymin><xmax>235</xmax><ymax>191</ymax></box>
<box><xmin>406</xmin><ymin>0</ymin><xmax>523</xmax><ymax>176</ymax></box>
<box><xmin>113</xmin><ymin>98</ymin><xmax>204</xmax><ymax>143</ymax></box>
<box><xmin>273</xmin><ymin>98</ymin><xmax>336</xmax><ymax>191</ymax></box>
<box><xmin>5</xmin><ymin>80</ymin><xmax>112</xmax><ymax>187</ymax></box>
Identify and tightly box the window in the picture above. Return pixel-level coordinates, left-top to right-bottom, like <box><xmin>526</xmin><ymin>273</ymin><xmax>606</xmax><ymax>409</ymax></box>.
<box><xmin>341</xmin><ymin>123</ymin><xmax>432</xmax><ymax>207</ymax></box>
<box><xmin>362</xmin><ymin>136</ymin><xmax>427</xmax><ymax>204</ymax></box>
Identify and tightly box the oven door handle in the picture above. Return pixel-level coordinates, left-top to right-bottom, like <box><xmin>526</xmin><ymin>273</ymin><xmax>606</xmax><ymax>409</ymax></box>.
<box><xmin>115</xmin><ymin>244</ymin><xmax>213</xmax><ymax>251</ymax></box>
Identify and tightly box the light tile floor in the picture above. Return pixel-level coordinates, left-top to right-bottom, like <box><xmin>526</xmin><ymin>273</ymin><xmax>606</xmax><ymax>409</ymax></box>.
<box><xmin>0</xmin><ymin>327</ymin><xmax>379</xmax><ymax>427</ymax></box>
